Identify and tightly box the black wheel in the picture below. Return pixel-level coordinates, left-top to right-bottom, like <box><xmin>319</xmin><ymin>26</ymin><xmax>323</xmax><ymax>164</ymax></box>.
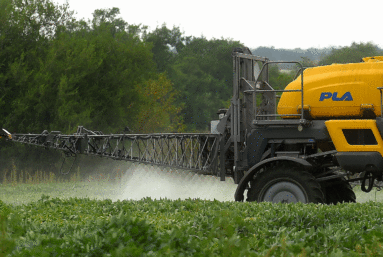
<box><xmin>246</xmin><ymin>165</ymin><xmax>325</xmax><ymax>203</ymax></box>
<box><xmin>321</xmin><ymin>175</ymin><xmax>356</xmax><ymax>204</ymax></box>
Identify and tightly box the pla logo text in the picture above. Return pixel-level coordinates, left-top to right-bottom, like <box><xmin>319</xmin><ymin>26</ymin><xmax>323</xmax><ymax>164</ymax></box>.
<box><xmin>319</xmin><ymin>92</ymin><xmax>353</xmax><ymax>101</ymax></box>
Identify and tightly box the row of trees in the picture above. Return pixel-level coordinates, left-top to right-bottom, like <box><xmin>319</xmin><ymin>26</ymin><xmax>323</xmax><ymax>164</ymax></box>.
<box><xmin>318</xmin><ymin>42</ymin><xmax>382</xmax><ymax>65</ymax></box>
<box><xmin>143</xmin><ymin>26</ymin><xmax>242</xmax><ymax>131</ymax></box>
<box><xmin>1</xmin><ymin>0</ymin><xmax>382</xmax><ymax>177</ymax></box>
<box><xmin>0</xmin><ymin>0</ymin><xmax>244</xmax><ymax>135</ymax></box>
<box><xmin>0</xmin><ymin>0</ymin><xmax>243</xmax><ymax>176</ymax></box>
<box><xmin>0</xmin><ymin>1</ymin><xmax>184</xmax><ymax>135</ymax></box>
<box><xmin>269</xmin><ymin>42</ymin><xmax>383</xmax><ymax>90</ymax></box>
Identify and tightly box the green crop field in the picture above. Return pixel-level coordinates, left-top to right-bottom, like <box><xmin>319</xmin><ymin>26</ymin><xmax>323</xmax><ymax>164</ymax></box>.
<box><xmin>1</xmin><ymin>164</ymin><xmax>383</xmax><ymax>256</ymax></box>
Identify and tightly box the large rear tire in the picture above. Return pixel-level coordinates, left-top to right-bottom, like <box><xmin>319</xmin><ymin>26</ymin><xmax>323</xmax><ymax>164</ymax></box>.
<box><xmin>246</xmin><ymin>165</ymin><xmax>324</xmax><ymax>203</ymax></box>
<box><xmin>321</xmin><ymin>175</ymin><xmax>356</xmax><ymax>204</ymax></box>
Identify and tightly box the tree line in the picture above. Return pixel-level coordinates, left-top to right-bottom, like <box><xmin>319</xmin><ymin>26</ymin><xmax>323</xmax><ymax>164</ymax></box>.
<box><xmin>251</xmin><ymin>44</ymin><xmax>383</xmax><ymax>63</ymax></box>
<box><xmin>0</xmin><ymin>0</ymin><xmax>382</xmax><ymax>178</ymax></box>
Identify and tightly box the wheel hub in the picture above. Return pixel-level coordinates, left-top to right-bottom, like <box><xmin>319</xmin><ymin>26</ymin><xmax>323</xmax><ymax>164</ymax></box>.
<box><xmin>262</xmin><ymin>181</ymin><xmax>307</xmax><ymax>203</ymax></box>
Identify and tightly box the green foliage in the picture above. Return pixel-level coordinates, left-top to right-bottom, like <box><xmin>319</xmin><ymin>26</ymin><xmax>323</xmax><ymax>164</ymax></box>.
<box><xmin>2</xmin><ymin>6</ymin><xmax>155</xmax><ymax>134</ymax></box>
<box><xmin>4</xmin><ymin>196</ymin><xmax>383</xmax><ymax>256</ymax></box>
<box><xmin>319</xmin><ymin>42</ymin><xmax>382</xmax><ymax>65</ymax></box>
<box><xmin>170</xmin><ymin>37</ymin><xmax>243</xmax><ymax>131</ymax></box>
<box><xmin>134</xmin><ymin>73</ymin><xmax>186</xmax><ymax>133</ymax></box>
<box><xmin>0</xmin><ymin>0</ymin><xmax>76</xmax><ymax>132</ymax></box>
<box><xmin>0</xmin><ymin>200</ymin><xmax>16</xmax><ymax>255</ymax></box>
<box><xmin>252</xmin><ymin>46</ymin><xmax>334</xmax><ymax>62</ymax></box>
<box><xmin>143</xmin><ymin>29</ymin><xmax>244</xmax><ymax>131</ymax></box>
<box><xmin>0</xmin><ymin>0</ymin><xmax>306</xmax><ymax>160</ymax></box>
<box><xmin>0</xmin><ymin>0</ymin><xmax>76</xmax><ymax>175</ymax></box>
<box><xmin>0</xmin><ymin>1</ymin><xmax>185</xmax><ymax>135</ymax></box>
<box><xmin>52</xmin><ymin>18</ymin><xmax>154</xmax><ymax>132</ymax></box>
<box><xmin>299</xmin><ymin>56</ymin><xmax>317</xmax><ymax>67</ymax></box>
<box><xmin>268</xmin><ymin>65</ymin><xmax>295</xmax><ymax>90</ymax></box>
<box><xmin>0</xmin><ymin>2</ymin><xmax>186</xmax><ymax>176</ymax></box>
<box><xmin>143</xmin><ymin>24</ymin><xmax>189</xmax><ymax>73</ymax></box>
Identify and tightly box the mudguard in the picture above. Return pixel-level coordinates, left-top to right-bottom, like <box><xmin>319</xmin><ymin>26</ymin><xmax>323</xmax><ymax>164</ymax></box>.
<box><xmin>234</xmin><ymin>156</ymin><xmax>313</xmax><ymax>201</ymax></box>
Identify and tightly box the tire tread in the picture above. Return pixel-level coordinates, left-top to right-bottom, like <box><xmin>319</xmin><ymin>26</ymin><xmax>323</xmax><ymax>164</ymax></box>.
<box><xmin>247</xmin><ymin>163</ymin><xmax>325</xmax><ymax>203</ymax></box>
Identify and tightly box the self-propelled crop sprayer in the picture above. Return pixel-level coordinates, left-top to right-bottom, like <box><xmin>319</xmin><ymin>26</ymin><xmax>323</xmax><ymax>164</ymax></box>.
<box><xmin>3</xmin><ymin>47</ymin><xmax>383</xmax><ymax>204</ymax></box>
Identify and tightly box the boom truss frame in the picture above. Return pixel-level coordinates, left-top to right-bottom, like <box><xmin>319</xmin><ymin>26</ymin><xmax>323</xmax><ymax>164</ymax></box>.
<box><xmin>6</xmin><ymin>126</ymin><xmax>221</xmax><ymax>176</ymax></box>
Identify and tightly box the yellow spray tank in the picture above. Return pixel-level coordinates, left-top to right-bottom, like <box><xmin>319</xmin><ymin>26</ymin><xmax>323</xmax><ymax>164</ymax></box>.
<box><xmin>277</xmin><ymin>56</ymin><xmax>383</xmax><ymax>119</ymax></box>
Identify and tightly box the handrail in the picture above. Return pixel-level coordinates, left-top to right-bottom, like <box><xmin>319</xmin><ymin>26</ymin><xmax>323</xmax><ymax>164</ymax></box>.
<box><xmin>254</xmin><ymin>61</ymin><xmax>304</xmax><ymax>122</ymax></box>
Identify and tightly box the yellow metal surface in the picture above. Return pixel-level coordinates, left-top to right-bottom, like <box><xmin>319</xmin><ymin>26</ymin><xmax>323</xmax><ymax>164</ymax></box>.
<box><xmin>363</xmin><ymin>56</ymin><xmax>383</xmax><ymax>62</ymax></box>
<box><xmin>325</xmin><ymin>120</ymin><xmax>383</xmax><ymax>154</ymax></box>
<box><xmin>278</xmin><ymin>57</ymin><xmax>383</xmax><ymax>118</ymax></box>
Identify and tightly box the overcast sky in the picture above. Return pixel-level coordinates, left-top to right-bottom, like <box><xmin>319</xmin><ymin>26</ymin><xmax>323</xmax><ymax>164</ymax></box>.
<box><xmin>55</xmin><ymin>0</ymin><xmax>382</xmax><ymax>50</ymax></box>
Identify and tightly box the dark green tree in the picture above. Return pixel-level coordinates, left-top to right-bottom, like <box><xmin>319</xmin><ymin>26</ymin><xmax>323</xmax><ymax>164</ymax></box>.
<box><xmin>0</xmin><ymin>0</ymin><xmax>76</xmax><ymax>132</ymax></box>
<box><xmin>143</xmin><ymin>24</ymin><xmax>190</xmax><ymax>73</ymax></box>
<box><xmin>48</xmin><ymin>10</ymin><xmax>154</xmax><ymax>133</ymax></box>
<box><xmin>299</xmin><ymin>57</ymin><xmax>317</xmax><ymax>68</ymax></box>
<box><xmin>267</xmin><ymin>65</ymin><xmax>295</xmax><ymax>90</ymax></box>
<box><xmin>170</xmin><ymin>37</ymin><xmax>243</xmax><ymax>131</ymax></box>
<box><xmin>319</xmin><ymin>42</ymin><xmax>382</xmax><ymax>65</ymax></box>
<box><xmin>0</xmin><ymin>0</ymin><xmax>77</xmax><ymax>175</ymax></box>
<box><xmin>0</xmin><ymin>3</ymin><xmax>184</xmax><ymax>176</ymax></box>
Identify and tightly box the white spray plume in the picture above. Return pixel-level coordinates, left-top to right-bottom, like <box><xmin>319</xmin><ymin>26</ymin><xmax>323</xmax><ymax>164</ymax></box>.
<box><xmin>113</xmin><ymin>163</ymin><xmax>237</xmax><ymax>202</ymax></box>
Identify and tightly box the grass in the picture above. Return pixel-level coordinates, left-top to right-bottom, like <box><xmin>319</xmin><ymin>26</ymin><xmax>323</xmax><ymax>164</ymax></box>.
<box><xmin>3</xmin><ymin>165</ymin><xmax>383</xmax><ymax>255</ymax></box>
<box><xmin>3</xmin><ymin>196</ymin><xmax>383</xmax><ymax>256</ymax></box>
<box><xmin>354</xmin><ymin>186</ymin><xmax>383</xmax><ymax>202</ymax></box>
<box><xmin>1</xmin><ymin>164</ymin><xmax>383</xmax><ymax>205</ymax></box>
<box><xmin>2</xmin><ymin>161</ymin><xmax>80</xmax><ymax>185</ymax></box>
<box><xmin>0</xmin><ymin>164</ymin><xmax>126</xmax><ymax>206</ymax></box>
<box><xmin>2</xmin><ymin>181</ymin><xmax>382</xmax><ymax>206</ymax></box>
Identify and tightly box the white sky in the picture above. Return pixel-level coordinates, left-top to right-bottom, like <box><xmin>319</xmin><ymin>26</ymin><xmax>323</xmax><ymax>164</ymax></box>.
<box><xmin>55</xmin><ymin>0</ymin><xmax>382</xmax><ymax>50</ymax></box>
